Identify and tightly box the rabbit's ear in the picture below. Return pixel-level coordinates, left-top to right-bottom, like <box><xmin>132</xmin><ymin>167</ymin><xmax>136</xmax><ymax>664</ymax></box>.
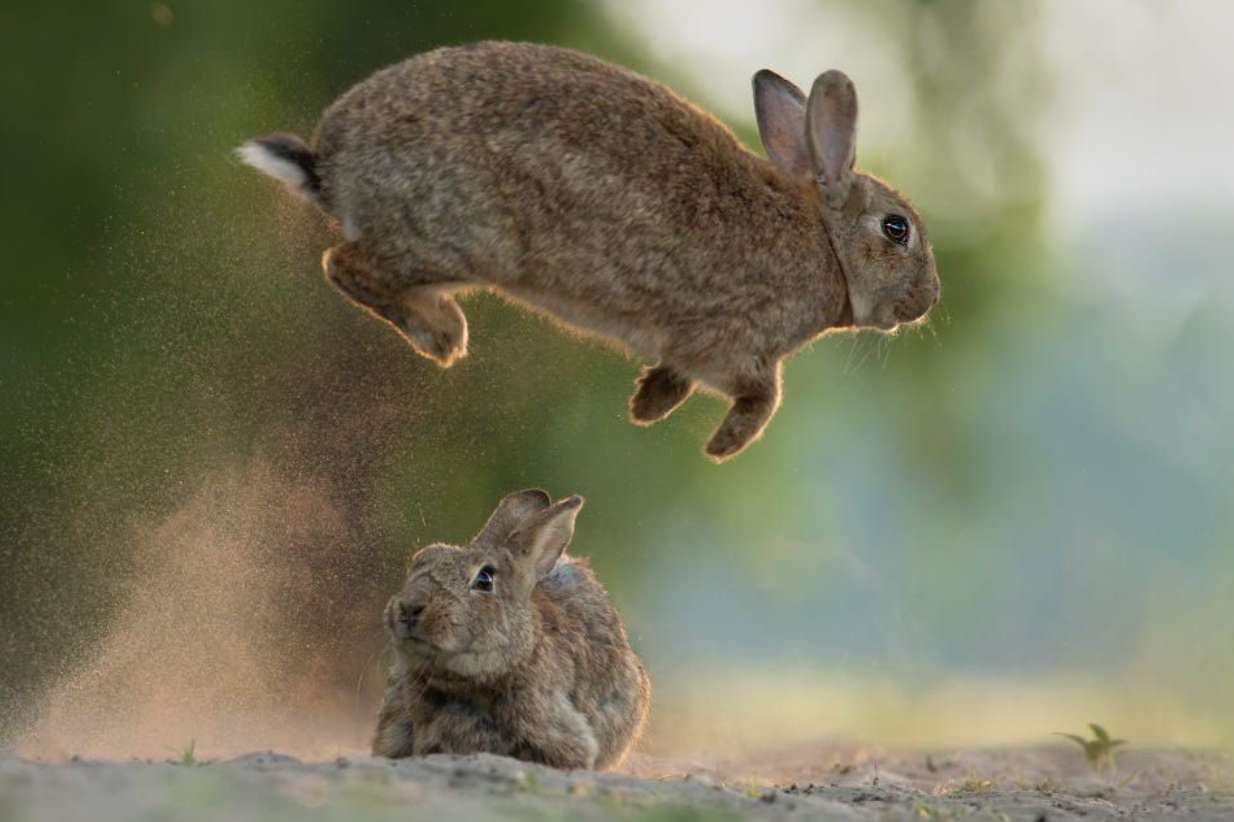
<box><xmin>473</xmin><ymin>489</ymin><xmax>552</xmax><ymax>547</ymax></box>
<box><xmin>753</xmin><ymin>70</ymin><xmax>812</xmax><ymax>178</ymax></box>
<box><xmin>807</xmin><ymin>70</ymin><xmax>858</xmax><ymax>208</ymax></box>
<box><xmin>511</xmin><ymin>495</ymin><xmax>584</xmax><ymax>579</ymax></box>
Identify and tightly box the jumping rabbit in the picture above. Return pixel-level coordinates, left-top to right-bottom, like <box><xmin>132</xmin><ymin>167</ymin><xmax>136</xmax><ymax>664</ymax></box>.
<box><xmin>239</xmin><ymin>41</ymin><xmax>940</xmax><ymax>460</ymax></box>
<box><xmin>372</xmin><ymin>489</ymin><xmax>649</xmax><ymax>771</ymax></box>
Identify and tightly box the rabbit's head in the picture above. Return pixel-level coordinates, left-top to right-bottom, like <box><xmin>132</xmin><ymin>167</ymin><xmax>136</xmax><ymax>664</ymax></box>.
<box><xmin>384</xmin><ymin>490</ymin><xmax>583</xmax><ymax>679</ymax></box>
<box><xmin>754</xmin><ymin>69</ymin><xmax>940</xmax><ymax>331</ymax></box>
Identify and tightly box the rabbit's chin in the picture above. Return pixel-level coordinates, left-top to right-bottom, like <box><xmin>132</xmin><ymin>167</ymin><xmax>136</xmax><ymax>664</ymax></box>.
<box><xmin>854</xmin><ymin>302</ymin><xmax>900</xmax><ymax>333</ymax></box>
<box><xmin>393</xmin><ymin>634</ymin><xmax>446</xmax><ymax>661</ymax></box>
<box><xmin>848</xmin><ymin>292</ymin><xmax>884</xmax><ymax>331</ymax></box>
<box><xmin>436</xmin><ymin>646</ymin><xmax>512</xmax><ymax>680</ymax></box>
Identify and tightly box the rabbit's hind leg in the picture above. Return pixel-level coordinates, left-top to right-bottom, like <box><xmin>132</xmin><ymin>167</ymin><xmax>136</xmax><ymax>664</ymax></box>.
<box><xmin>704</xmin><ymin>365</ymin><xmax>782</xmax><ymax>462</ymax></box>
<box><xmin>323</xmin><ymin>243</ymin><xmax>468</xmax><ymax>367</ymax></box>
<box><xmin>629</xmin><ymin>364</ymin><xmax>695</xmax><ymax>425</ymax></box>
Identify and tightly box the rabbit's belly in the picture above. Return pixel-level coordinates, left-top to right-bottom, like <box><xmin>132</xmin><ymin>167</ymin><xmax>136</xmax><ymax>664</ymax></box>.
<box><xmin>499</xmin><ymin>284</ymin><xmax>669</xmax><ymax>358</ymax></box>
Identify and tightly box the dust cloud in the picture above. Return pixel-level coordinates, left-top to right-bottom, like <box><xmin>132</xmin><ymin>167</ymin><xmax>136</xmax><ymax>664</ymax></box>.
<box><xmin>19</xmin><ymin>457</ymin><xmax>391</xmax><ymax>761</ymax></box>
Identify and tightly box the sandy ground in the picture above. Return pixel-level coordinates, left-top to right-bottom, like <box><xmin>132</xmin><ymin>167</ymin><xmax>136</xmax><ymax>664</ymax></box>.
<box><xmin>2</xmin><ymin>743</ymin><xmax>1229</xmax><ymax>821</ymax></box>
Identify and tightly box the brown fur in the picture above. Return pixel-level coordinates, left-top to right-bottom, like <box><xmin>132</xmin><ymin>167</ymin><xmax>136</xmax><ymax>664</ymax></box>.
<box><xmin>241</xmin><ymin>42</ymin><xmax>940</xmax><ymax>460</ymax></box>
<box><xmin>372</xmin><ymin>490</ymin><xmax>650</xmax><ymax>771</ymax></box>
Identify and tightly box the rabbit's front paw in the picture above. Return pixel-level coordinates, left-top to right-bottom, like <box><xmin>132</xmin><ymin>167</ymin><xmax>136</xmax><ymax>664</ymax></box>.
<box><xmin>629</xmin><ymin>365</ymin><xmax>694</xmax><ymax>425</ymax></box>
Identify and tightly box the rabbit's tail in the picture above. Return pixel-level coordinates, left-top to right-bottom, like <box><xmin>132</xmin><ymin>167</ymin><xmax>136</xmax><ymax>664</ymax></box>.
<box><xmin>236</xmin><ymin>132</ymin><xmax>322</xmax><ymax>205</ymax></box>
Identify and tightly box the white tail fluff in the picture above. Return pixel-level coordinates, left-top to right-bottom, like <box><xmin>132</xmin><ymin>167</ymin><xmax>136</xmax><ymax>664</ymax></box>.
<box><xmin>236</xmin><ymin>133</ymin><xmax>321</xmax><ymax>204</ymax></box>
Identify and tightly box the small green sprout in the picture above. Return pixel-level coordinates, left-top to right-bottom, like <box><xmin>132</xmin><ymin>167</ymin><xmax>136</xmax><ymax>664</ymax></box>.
<box><xmin>1056</xmin><ymin>723</ymin><xmax>1127</xmax><ymax>770</ymax></box>
<box><xmin>913</xmin><ymin>801</ymin><xmax>956</xmax><ymax>819</ymax></box>
<box><xmin>179</xmin><ymin>739</ymin><xmax>197</xmax><ymax>766</ymax></box>
<box><xmin>949</xmin><ymin>776</ymin><xmax>996</xmax><ymax>794</ymax></box>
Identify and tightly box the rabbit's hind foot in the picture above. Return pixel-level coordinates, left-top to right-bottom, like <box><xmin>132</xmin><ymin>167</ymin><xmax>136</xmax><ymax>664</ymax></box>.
<box><xmin>397</xmin><ymin>288</ymin><xmax>468</xmax><ymax>368</ymax></box>
<box><xmin>629</xmin><ymin>365</ymin><xmax>694</xmax><ymax>425</ymax></box>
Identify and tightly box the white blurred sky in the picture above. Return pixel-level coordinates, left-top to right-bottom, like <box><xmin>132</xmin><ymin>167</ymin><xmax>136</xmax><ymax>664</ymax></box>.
<box><xmin>603</xmin><ymin>0</ymin><xmax>1234</xmax><ymax>228</ymax></box>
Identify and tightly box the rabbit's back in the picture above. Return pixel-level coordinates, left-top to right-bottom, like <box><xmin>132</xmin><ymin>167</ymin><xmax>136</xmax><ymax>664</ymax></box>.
<box><xmin>535</xmin><ymin>558</ymin><xmax>650</xmax><ymax>769</ymax></box>
<box><xmin>313</xmin><ymin>42</ymin><xmax>837</xmax><ymax>360</ymax></box>
<box><xmin>315</xmin><ymin>41</ymin><xmax>743</xmax><ymax>230</ymax></box>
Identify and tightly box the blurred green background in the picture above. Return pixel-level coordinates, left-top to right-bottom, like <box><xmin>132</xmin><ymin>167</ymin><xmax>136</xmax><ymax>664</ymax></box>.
<box><xmin>2</xmin><ymin>1</ymin><xmax>1232</xmax><ymax>758</ymax></box>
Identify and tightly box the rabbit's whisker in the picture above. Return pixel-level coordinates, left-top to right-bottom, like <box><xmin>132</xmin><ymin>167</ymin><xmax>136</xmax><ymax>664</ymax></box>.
<box><xmin>354</xmin><ymin>643</ymin><xmax>392</xmax><ymax>725</ymax></box>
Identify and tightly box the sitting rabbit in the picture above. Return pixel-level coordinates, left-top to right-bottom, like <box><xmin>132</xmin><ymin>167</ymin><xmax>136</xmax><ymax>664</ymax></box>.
<box><xmin>239</xmin><ymin>41</ymin><xmax>939</xmax><ymax>460</ymax></box>
<box><xmin>372</xmin><ymin>490</ymin><xmax>650</xmax><ymax>771</ymax></box>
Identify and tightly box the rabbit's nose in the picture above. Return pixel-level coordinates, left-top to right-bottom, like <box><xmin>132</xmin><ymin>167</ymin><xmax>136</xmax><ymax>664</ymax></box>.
<box><xmin>398</xmin><ymin>601</ymin><xmax>425</xmax><ymax>628</ymax></box>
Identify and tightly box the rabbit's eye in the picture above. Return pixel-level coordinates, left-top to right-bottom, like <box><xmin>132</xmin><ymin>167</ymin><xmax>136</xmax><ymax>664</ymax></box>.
<box><xmin>882</xmin><ymin>215</ymin><xmax>910</xmax><ymax>246</ymax></box>
<box><xmin>471</xmin><ymin>565</ymin><xmax>496</xmax><ymax>593</ymax></box>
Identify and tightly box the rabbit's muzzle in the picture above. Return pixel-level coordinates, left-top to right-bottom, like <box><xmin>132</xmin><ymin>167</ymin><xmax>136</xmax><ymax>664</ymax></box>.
<box><xmin>386</xmin><ymin>596</ymin><xmax>427</xmax><ymax>642</ymax></box>
<box><xmin>893</xmin><ymin>274</ymin><xmax>941</xmax><ymax>325</ymax></box>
